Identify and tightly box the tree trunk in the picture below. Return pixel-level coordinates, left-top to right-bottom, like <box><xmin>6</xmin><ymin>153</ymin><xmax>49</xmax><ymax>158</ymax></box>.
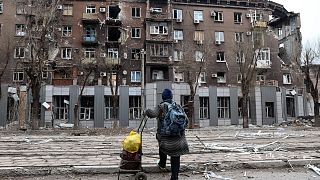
<box><xmin>74</xmin><ymin>103</ymin><xmax>79</xmax><ymax>129</ymax></box>
<box><xmin>242</xmin><ymin>94</ymin><xmax>249</xmax><ymax>128</ymax></box>
<box><xmin>187</xmin><ymin>101</ymin><xmax>194</xmax><ymax>129</ymax></box>
<box><xmin>314</xmin><ymin>100</ymin><xmax>320</xmax><ymax>127</ymax></box>
<box><xmin>31</xmin><ymin>82</ymin><xmax>41</xmax><ymax>130</ymax></box>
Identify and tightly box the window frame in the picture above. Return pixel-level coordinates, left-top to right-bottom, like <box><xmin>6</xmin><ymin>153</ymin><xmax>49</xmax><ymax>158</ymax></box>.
<box><xmin>62</xmin><ymin>25</ymin><xmax>72</xmax><ymax>37</ymax></box>
<box><xmin>265</xmin><ymin>102</ymin><xmax>274</xmax><ymax>118</ymax></box>
<box><xmin>283</xmin><ymin>73</ymin><xmax>292</xmax><ymax>84</ymax></box>
<box><xmin>174</xmin><ymin>50</ymin><xmax>183</xmax><ymax>61</ymax></box>
<box><xmin>150</xmin><ymin>44</ymin><xmax>169</xmax><ymax>57</ymax></box>
<box><xmin>132</xmin><ymin>7</ymin><xmax>141</xmax><ymax>18</ymax></box>
<box><xmin>131</xmin><ymin>27</ymin><xmax>141</xmax><ymax>38</ymax></box>
<box><xmin>174</xmin><ymin>30</ymin><xmax>183</xmax><ymax>40</ymax></box>
<box><xmin>217</xmin><ymin>72</ymin><xmax>226</xmax><ymax>83</ymax></box>
<box><xmin>15</xmin><ymin>24</ymin><xmax>26</xmax><ymax>36</ymax></box>
<box><xmin>215</xmin><ymin>31</ymin><xmax>225</xmax><ymax>44</ymax></box>
<box><xmin>61</xmin><ymin>48</ymin><xmax>72</xmax><ymax>59</ymax></box>
<box><xmin>107</xmin><ymin>48</ymin><xmax>119</xmax><ymax>59</ymax></box>
<box><xmin>199</xmin><ymin>97</ymin><xmax>209</xmax><ymax>119</ymax></box>
<box><xmin>195</xmin><ymin>51</ymin><xmax>204</xmax><ymax>62</ymax></box>
<box><xmin>0</xmin><ymin>1</ymin><xmax>3</xmax><ymax>14</ymax></box>
<box><xmin>131</xmin><ymin>71</ymin><xmax>141</xmax><ymax>82</ymax></box>
<box><xmin>14</xmin><ymin>47</ymin><xmax>26</xmax><ymax>59</ymax></box>
<box><xmin>13</xmin><ymin>71</ymin><xmax>24</xmax><ymax>82</ymax></box>
<box><xmin>217</xmin><ymin>97</ymin><xmax>230</xmax><ymax>119</ymax></box>
<box><xmin>150</xmin><ymin>22</ymin><xmax>168</xmax><ymax>35</ymax></box>
<box><xmin>86</xmin><ymin>5</ymin><xmax>96</xmax><ymax>14</ymax></box>
<box><xmin>213</xmin><ymin>11</ymin><xmax>224</xmax><ymax>22</ymax></box>
<box><xmin>235</xmin><ymin>32</ymin><xmax>244</xmax><ymax>42</ymax></box>
<box><xmin>131</xmin><ymin>49</ymin><xmax>141</xmax><ymax>60</ymax></box>
<box><xmin>194</xmin><ymin>10</ymin><xmax>204</xmax><ymax>21</ymax></box>
<box><xmin>234</xmin><ymin>12</ymin><xmax>242</xmax><ymax>23</ymax></box>
<box><xmin>173</xmin><ymin>9</ymin><xmax>183</xmax><ymax>20</ymax></box>
<box><xmin>63</xmin><ymin>4</ymin><xmax>73</xmax><ymax>16</ymax></box>
<box><xmin>216</xmin><ymin>51</ymin><xmax>226</xmax><ymax>62</ymax></box>
<box><xmin>129</xmin><ymin>96</ymin><xmax>141</xmax><ymax>119</ymax></box>
<box><xmin>84</xmin><ymin>48</ymin><xmax>95</xmax><ymax>59</ymax></box>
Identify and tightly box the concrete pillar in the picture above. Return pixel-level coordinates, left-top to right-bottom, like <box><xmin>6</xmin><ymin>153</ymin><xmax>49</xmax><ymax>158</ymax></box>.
<box><xmin>230</xmin><ymin>87</ymin><xmax>239</xmax><ymax>125</ymax></box>
<box><xmin>194</xmin><ymin>94</ymin><xmax>200</xmax><ymax>126</ymax></box>
<box><xmin>69</xmin><ymin>85</ymin><xmax>79</xmax><ymax>124</ymax></box>
<box><xmin>40</xmin><ymin>85</ymin><xmax>46</xmax><ymax>127</ymax></box>
<box><xmin>281</xmin><ymin>88</ymin><xmax>287</xmax><ymax>122</ymax></box>
<box><xmin>0</xmin><ymin>84</ymin><xmax>8</xmax><ymax>127</ymax></box>
<box><xmin>209</xmin><ymin>86</ymin><xmax>218</xmax><ymax>126</ymax></box>
<box><xmin>119</xmin><ymin>86</ymin><xmax>129</xmax><ymax>127</ymax></box>
<box><xmin>94</xmin><ymin>85</ymin><xmax>105</xmax><ymax>128</ymax></box>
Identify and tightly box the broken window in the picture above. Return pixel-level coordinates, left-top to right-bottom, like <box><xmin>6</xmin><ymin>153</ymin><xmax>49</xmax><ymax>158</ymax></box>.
<box><xmin>84</xmin><ymin>48</ymin><xmax>95</xmax><ymax>59</ymax></box>
<box><xmin>173</xmin><ymin>9</ymin><xmax>183</xmax><ymax>20</ymax></box>
<box><xmin>63</xmin><ymin>4</ymin><xmax>73</xmax><ymax>16</ymax></box>
<box><xmin>86</xmin><ymin>5</ymin><xmax>96</xmax><ymax>14</ymax></box>
<box><xmin>108</xmin><ymin>27</ymin><xmax>121</xmax><ymax>42</ymax></box>
<box><xmin>13</xmin><ymin>71</ymin><xmax>24</xmax><ymax>82</ymax></box>
<box><xmin>174</xmin><ymin>50</ymin><xmax>183</xmax><ymax>61</ymax></box>
<box><xmin>53</xmin><ymin>96</ymin><xmax>69</xmax><ymax>120</ymax></box>
<box><xmin>218</xmin><ymin>97</ymin><xmax>230</xmax><ymax>118</ymax></box>
<box><xmin>84</xmin><ymin>26</ymin><xmax>96</xmax><ymax>41</ymax></box>
<box><xmin>132</xmin><ymin>7</ymin><xmax>140</xmax><ymax>18</ymax></box>
<box><xmin>152</xmin><ymin>70</ymin><xmax>164</xmax><ymax>80</ymax></box>
<box><xmin>131</xmin><ymin>27</ymin><xmax>141</xmax><ymax>38</ymax></box>
<box><xmin>107</xmin><ymin>48</ymin><xmax>118</xmax><ymax>59</ymax></box>
<box><xmin>129</xmin><ymin>96</ymin><xmax>141</xmax><ymax>119</ymax></box>
<box><xmin>195</xmin><ymin>51</ymin><xmax>204</xmax><ymax>62</ymax></box>
<box><xmin>278</xmin><ymin>28</ymin><xmax>283</xmax><ymax>38</ymax></box>
<box><xmin>150</xmin><ymin>22</ymin><xmax>168</xmax><ymax>35</ymax></box>
<box><xmin>283</xmin><ymin>73</ymin><xmax>292</xmax><ymax>84</ymax></box>
<box><xmin>200</xmin><ymin>97</ymin><xmax>209</xmax><ymax>119</ymax></box>
<box><xmin>265</xmin><ymin>102</ymin><xmax>274</xmax><ymax>118</ymax></box>
<box><xmin>0</xmin><ymin>1</ymin><xmax>3</xmax><ymax>13</ymax></box>
<box><xmin>15</xmin><ymin>24</ymin><xmax>26</xmax><ymax>36</ymax></box>
<box><xmin>234</xmin><ymin>12</ymin><xmax>242</xmax><ymax>23</ymax></box>
<box><xmin>174</xmin><ymin>70</ymin><xmax>184</xmax><ymax>82</ymax></box>
<box><xmin>256</xmin><ymin>74</ymin><xmax>265</xmax><ymax>81</ymax></box>
<box><xmin>286</xmin><ymin>97</ymin><xmax>295</xmax><ymax>117</ymax></box>
<box><xmin>131</xmin><ymin>71</ymin><xmax>141</xmax><ymax>82</ymax></box>
<box><xmin>213</xmin><ymin>11</ymin><xmax>223</xmax><ymax>22</ymax></box>
<box><xmin>198</xmin><ymin>72</ymin><xmax>206</xmax><ymax>84</ymax></box>
<box><xmin>236</xmin><ymin>50</ymin><xmax>245</xmax><ymax>63</ymax></box>
<box><xmin>216</xmin><ymin>52</ymin><xmax>225</xmax><ymax>62</ymax></box>
<box><xmin>217</xmin><ymin>72</ymin><xmax>226</xmax><ymax>83</ymax></box>
<box><xmin>80</xmin><ymin>96</ymin><xmax>94</xmax><ymax>121</ymax></box>
<box><xmin>16</xmin><ymin>2</ymin><xmax>27</xmax><ymax>14</ymax></box>
<box><xmin>131</xmin><ymin>49</ymin><xmax>141</xmax><ymax>60</ymax></box>
<box><xmin>14</xmin><ymin>47</ymin><xmax>25</xmax><ymax>58</ymax></box>
<box><xmin>105</xmin><ymin>96</ymin><xmax>118</xmax><ymax>120</ymax></box>
<box><xmin>61</xmin><ymin>48</ymin><xmax>72</xmax><ymax>59</ymax></box>
<box><xmin>62</xmin><ymin>26</ymin><xmax>72</xmax><ymax>37</ymax></box>
<box><xmin>150</xmin><ymin>44</ymin><xmax>169</xmax><ymax>57</ymax></box>
<box><xmin>108</xmin><ymin>5</ymin><xmax>120</xmax><ymax>19</ymax></box>
<box><xmin>237</xmin><ymin>73</ymin><xmax>242</xmax><ymax>83</ymax></box>
<box><xmin>256</xmin><ymin>48</ymin><xmax>270</xmax><ymax>67</ymax></box>
<box><xmin>235</xmin><ymin>32</ymin><xmax>243</xmax><ymax>42</ymax></box>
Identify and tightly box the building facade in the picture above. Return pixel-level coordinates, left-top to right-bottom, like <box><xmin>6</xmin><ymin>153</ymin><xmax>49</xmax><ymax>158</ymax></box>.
<box><xmin>0</xmin><ymin>0</ymin><xmax>308</xmax><ymax>128</ymax></box>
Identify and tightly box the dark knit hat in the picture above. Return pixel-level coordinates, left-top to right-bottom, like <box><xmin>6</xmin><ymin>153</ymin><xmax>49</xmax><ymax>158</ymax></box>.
<box><xmin>162</xmin><ymin>88</ymin><xmax>173</xmax><ymax>101</ymax></box>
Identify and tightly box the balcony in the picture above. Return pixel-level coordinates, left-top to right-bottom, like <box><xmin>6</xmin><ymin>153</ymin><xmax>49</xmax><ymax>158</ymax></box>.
<box><xmin>82</xmin><ymin>13</ymin><xmax>100</xmax><ymax>24</ymax></box>
<box><xmin>105</xmin><ymin>58</ymin><xmax>120</xmax><ymax>65</ymax></box>
<box><xmin>82</xmin><ymin>35</ymin><xmax>98</xmax><ymax>45</ymax></box>
<box><xmin>253</xmin><ymin>21</ymin><xmax>267</xmax><ymax>28</ymax></box>
<box><xmin>81</xmin><ymin>58</ymin><xmax>96</xmax><ymax>65</ymax></box>
<box><xmin>256</xmin><ymin>80</ymin><xmax>279</xmax><ymax>86</ymax></box>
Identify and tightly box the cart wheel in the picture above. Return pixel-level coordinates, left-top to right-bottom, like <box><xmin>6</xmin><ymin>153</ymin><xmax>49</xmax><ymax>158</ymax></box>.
<box><xmin>135</xmin><ymin>172</ymin><xmax>147</xmax><ymax>180</ymax></box>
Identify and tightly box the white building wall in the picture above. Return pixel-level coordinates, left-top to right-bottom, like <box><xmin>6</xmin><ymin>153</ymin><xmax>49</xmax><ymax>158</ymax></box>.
<box><xmin>297</xmin><ymin>95</ymin><xmax>304</xmax><ymax>116</ymax></box>
<box><xmin>255</xmin><ymin>87</ymin><xmax>263</xmax><ymax>126</ymax></box>
<box><xmin>276</xmin><ymin>92</ymin><xmax>284</xmax><ymax>123</ymax></box>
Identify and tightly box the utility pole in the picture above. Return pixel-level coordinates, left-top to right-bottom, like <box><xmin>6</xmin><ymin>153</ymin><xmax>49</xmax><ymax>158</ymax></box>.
<box><xmin>141</xmin><ymin>49</ymin><xmax>145</xmax><ymax>114</ymax></box>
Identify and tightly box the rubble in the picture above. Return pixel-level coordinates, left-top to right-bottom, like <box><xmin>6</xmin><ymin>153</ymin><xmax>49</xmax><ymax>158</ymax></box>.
<box><xmin>306</xmin><ymin>164</ymin><xmax>320</xmax><ymax>176</ymax></box>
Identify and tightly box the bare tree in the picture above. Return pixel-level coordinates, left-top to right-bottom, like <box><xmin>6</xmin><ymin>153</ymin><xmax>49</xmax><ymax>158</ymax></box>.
<box><xmin>0</xmin><ymin>41</ymin><xmax>11</xmax><ymax>99</ymax></box>
<box><xmin>17</xmin><ymin>0</ymin><xmax>61</xmax><ymax>129</ymax></box>
<box><xmin>301</xmin><ymin>40</ymin><xmax>320</xmax><ymax>127</ymax></box>
<box><xmin>175</xmin><ymin>41</ymin><xmax>211</xmax><ymax>128</ymax></box>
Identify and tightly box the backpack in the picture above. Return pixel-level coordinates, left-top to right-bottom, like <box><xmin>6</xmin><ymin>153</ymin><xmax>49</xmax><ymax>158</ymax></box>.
<box><xmin>160</xmin><ymin>101</ymin><xmax>188</xmax><ymax>137</ymax></box>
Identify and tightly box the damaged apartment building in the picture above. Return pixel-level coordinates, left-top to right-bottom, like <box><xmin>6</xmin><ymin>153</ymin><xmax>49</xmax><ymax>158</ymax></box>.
<box><xmin>0</xmin><ymin>0</ymin><xmax>309</xmax><ymax>128</ymax></box>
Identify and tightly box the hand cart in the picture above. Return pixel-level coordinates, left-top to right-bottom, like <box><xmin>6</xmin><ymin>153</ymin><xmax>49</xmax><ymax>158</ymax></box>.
<box><xmin>118</xmin><ymin>115</ymin><xmax>148</xmax><ymax>180</ymax></box>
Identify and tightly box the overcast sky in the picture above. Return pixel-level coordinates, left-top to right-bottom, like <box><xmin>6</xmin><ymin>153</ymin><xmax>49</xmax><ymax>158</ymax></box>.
<box><xmin>272</xmin><ymin>0</ymin><xmax>320</xmax><ymax>45</ymax></box>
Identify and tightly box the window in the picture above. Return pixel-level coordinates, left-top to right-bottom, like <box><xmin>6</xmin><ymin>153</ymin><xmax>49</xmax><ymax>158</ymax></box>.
<box><xmin>14</xmin><ymin>47</ymin><xmax>25</xmax><ymax>58</ymax></box>
<box><xmin>256</xmin><ymin>74</ymin><xmax>265</xmax><ymax>81</ymax></box>
<box><xmin>16</xmin><ymin>2</ymin><xmax>27</xmax><ymax>14</ymax></box>
<box><xmin>265</xmin><ymin>102</ymin><xmax>274</xmax><ymax>118</ymax></box>
<box><xmin>237</xmin><ymin>74</ymin><xmax>242</xmax><ymax>83</ymax></box>
<box><xmin>152</xmin><ymin>70</ymin><xmax>164</xmax><ymax>80</ymax></box>
<box><xmin>286</xmin><ymin>97</ymin><xmax>295</xmax><ymax>117</ymax></box>
<box><xmin>236</xmin><ymin>51</ymin><xmax>245</xmax><ymax>63</ymax></box>
<box><xmin>213</xmin><ymin>11</ymin><xmax>223</xmax><ymax>22</ymax></box>
<box><xmin>174</xmin><ymin>50</ymin><xmax>183</xmax><ymax>61</ymax></box>
<box><xmin>256</xmin><ymin>48</ymin><xmax>271</xmax><ymax>67</ymax></box>
<box><xmin>217</xmin><ymin>97</ymin><xmax>230</xmax><ymax>118</ymax></box>
<box><xmin>173</xmin><ymin>9</ymin><xmax>183</xmax><ymax>20</ymax></box>
<box><xmin>174</xmin><ymin>71</ymin><xmax>184</xmax><ymax>82</ymax></box>
<box><xmin>194</xmin><ymin>31</ymin><xmax>204</xmax><ymax>42</ymax></box>
<box><xmin>195</xmin><ymin>51</ymin><xmax>204</xmax><ymax>62</ymax></box>
<box><xmin>129</xmin><ymin>96</ymin><xmax>141</xmax><ymax>119</ymax></box>
<box><xmin>0</xmin><ymin>23</ymin><xmax>2</xmax><ymax>35</ymax></box>
<box><xmin>13</xmin><ymin>71</ymin><xmax>24</xmax><ymax>82</ymax></box>
<box><xmin>53</xmin><ymin>96</ymin><xmax>69</xmax><ymax>120</ymax></box>
<box><xmin>131</xmin><ymin>49</ymin><xmax>141</xmax><ymax>60</ymax></box>
<box><xmin>61</xmin><ymin>48</ymin><xmax>72</xmax><ymax>59</ymax></box>
<box><xmin>198</xmin><ymin>72</ymin><xmax>206</xmax><ymax>83</ymax></box>
<box><xmin>108</xmin><ymin>48</ymin><xmax>118</xmax><ymax>59</ymax></box>
<box><xmin>283</xmin><ymin>73</ymin><xmax>292</xmax><ymax>84</ymax></box>
<box><xmin>132</xmin><ymin>7</ymin><xmax>141</xmax><ymax>18</ymax></box>
<box><xmin>15</xmin><ymin>24</ymin><xmax>26</xmax><ymax>36</ymax></box>
<box><xmin>84</xmin><ymin>26</ymin><xmax>96</xmax><ymax>42</ymax></box>
<box><xmin>62</xmin><ymin>26</ymin><xmax>72</xmax><ymax>37</ymax></box>
<box><xmin>217</xmin><ymin>72</ymin><xmax>226</xmax><ymax>83</ymax></box>
<box><xmin>0</xmin><ymin>1</ymin><xmax>3</xmax><ymax>13</ymax></box>
<box><xmin>253</xmin><ymin>31</ymin><xmax>264</xmax><ymax>47</ymax></box>
<box><xmin>150</xmin><ymin>22</ymin><xmax>168</xmax><ymax>35</ymax></box>
<box><xmin>131</xmin><ymin>28</ymin><xmax>141</xmax><ymax>38</ymax></box>
<box><xmin>131</xmin><ymin>71</ymin><xmax>141</xmax><ymax>82</ymax></box>
<box><xmin>84</xmin><ymin>48</ymin><xmax>95</xmax><ymax>59</ymax></box>
<box><xmin>216</xmin><ymin>52</ymin><xmax>225</xmax><ymax>62</ymax></box>
<box><xmin>63</xmin><ymin>4</ymin><xmax>73</xmax><ymax>16</ymax></box>
<box><xmin>235</xmin><ymin>32</ymin><xmax>243</xmax><ymax>42</ymax></box>
<box><xmin>251</xmin><ymin>12</ymin><xmax>262</xmax><ymax>21</ymax></box>
<box><xmin>150</xmin><ymin>44</ymin><xmax>169</xmax><ymax>57</ymax></box>
<box><xmin>278</xmin><ymin>28</ymin><xmax>283</xmax><ymax>38</ymax></box>
<box><xmin>194</xmin><ymin>10</ymin><xmax>203</xmax><ymax>21</ymax></box>
<box><xmin>105</xmin><ymin>96</ymin><xmax>118</xmax><ymax>120</ymax></box>
<box><xmin>174</xmin><ymin>30</ymin><xmax>183</xmax><ymax>40</ymax></box>
<box><xmin>199</xmin><ymin>97</ymin><xmax>209</xmax><ymax>119</ymax></box>
<box><xmin>234</xmin><ymin>12</ymin><xmax>242</xmax><ymax>23</ymax></box>
<box><xmin>215</xmin><ymin>31</ymin><xmax>224</xmax><ymax>44</ymax></box>
<box><xmin>86</xmin><ymin>5</ymin><xmax>96</xmax><ymax>13</ymax></box>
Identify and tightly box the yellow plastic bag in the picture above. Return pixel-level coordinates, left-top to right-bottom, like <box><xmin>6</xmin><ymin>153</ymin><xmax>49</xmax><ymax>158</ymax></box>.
<box><xmin>122</xmin><ymin>130</ymin><xmax>141</xmax><ymax>153</ymax></box>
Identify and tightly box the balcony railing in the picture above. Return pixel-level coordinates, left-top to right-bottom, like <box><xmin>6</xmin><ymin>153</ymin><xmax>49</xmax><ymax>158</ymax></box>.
<box><xmin>82</xmin><ymin>13</ymin><xmax>100</xmax><ymax>23</ymax></box>
<box><xmin>82</xmin><ymin>35</ymin><xmax>98</xmax><ymax>44</ymax></box>
<box><xmin>256</xmin><ymin>80</ymin><xmax>279</xmax><ymax>86</ymax></box>
<box><xmin>105</xmin><ymin>58</ymin><xmax>120</xmax><ymax>65</ymax></box>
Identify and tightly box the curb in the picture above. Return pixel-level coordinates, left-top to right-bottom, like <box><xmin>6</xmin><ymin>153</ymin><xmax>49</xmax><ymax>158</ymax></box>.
<box><xmin>0</xmin><ymin>159</ymin><xmax>319</xmax><ymax>176</ymax></box>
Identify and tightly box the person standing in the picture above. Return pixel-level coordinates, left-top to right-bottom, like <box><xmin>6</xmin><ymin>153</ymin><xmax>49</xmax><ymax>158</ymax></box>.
<box><xmin>145</xmin><ymin>88</ymin><xmax>189</xmax><ymax>180</ymax></box>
